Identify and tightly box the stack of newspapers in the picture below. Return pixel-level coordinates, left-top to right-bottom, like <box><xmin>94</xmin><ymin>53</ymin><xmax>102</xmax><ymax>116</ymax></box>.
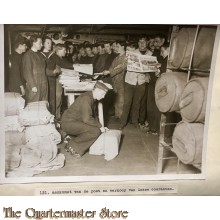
<box><xmin>63</xmin><ymin>81</ymin><xmax>96</xmax><ymax>91</ymax></box>
<box><xmin>59</xmin><ymin>68</ymin><xmax>80</xmax><ymax>87</ymax></box>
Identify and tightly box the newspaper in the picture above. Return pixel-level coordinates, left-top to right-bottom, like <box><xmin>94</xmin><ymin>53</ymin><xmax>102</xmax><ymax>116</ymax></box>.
<box><xmin>60</xmin><ymin>68</ymin><xmax>80</xmax><ymax>77</ymax></box>
<box><xmin>73</xmin><ymin>64</ymin><xmax>93</xmax><ymax>75</ymax></box>
<box><xmin>59</xmin><ymin>68</ymin><xmax>80</xmax><ymax>86</ymax></box>
<box><xmin>126</xmin><ymin>51</ymin><xmax>158</xmax><ymax>72</ymax></box>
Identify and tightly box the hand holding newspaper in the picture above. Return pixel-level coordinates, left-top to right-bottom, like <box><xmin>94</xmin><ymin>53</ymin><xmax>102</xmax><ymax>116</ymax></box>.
<box><xmin>126</xmin><ymin>51</ymin><xmax>158</xmax><ymax>72</ymax></box>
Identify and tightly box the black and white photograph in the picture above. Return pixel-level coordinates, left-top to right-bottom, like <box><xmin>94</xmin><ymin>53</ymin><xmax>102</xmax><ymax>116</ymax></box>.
<box><xmin>0</xmin><ymin>24</ymin><xmax>219</xmax><ymax>184</ymax></box>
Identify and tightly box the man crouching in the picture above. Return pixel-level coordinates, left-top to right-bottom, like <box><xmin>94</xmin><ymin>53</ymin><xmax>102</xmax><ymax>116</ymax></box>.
<box><xmin>61</xmin><ymin>81</ymin><xmax>111</xmax><ymax>158</ymax></box>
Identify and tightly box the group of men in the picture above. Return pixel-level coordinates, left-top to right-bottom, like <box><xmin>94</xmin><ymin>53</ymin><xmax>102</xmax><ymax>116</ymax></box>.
<box><xmin>8</xmin><ymin>33</ymin><xmax>169</xmax><ymax>158</ymax></box>
<box><xmin>9</xmin><ymin>35</ymin><xmax>74</xmax><ymax>120</ymax></box>
<box><xmin>64</xmin><ymin>35</ymin><xmax>169</xmax><ymax>136</ymax></box>
<box><xmin>71</xmin><ymin>35</ymin><xmax>168</xmax><ymax>135</ymax></box>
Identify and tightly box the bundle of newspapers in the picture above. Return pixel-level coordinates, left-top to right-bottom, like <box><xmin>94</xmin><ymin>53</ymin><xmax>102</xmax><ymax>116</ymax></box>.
<box><xmin>59</xmin><ymin>66</ymin><xmax>97</xmax><ymax>90</ymax></box>
<box><xmin>59</xmin><ymin>68</ymin><xmax>80</xmax><ymax>87</ymax></box>
<box><xmin>65</xmin><ymin>81</ymin><xmax>97</xmax><ymax>91</ymax></box>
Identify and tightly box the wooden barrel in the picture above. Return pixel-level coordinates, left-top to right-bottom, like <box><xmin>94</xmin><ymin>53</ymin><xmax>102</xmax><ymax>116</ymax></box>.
<box><xmin>172</xmin><ymin>121</ymin><xmax>204</xmax><ymax>165</ymax></box>
<box><xmin>192</xmin><ymin>26</ymin><xmax>216</xmax><ymax>76</ymax></box>
<box><xmin>169</xmin><ymin>27</ymin><xmax>196</xmax><ymax>69</ymax></box>
<box><xmin>155</xmin><ymin>72</ymin><xmax>188</xmax><ymax>112</ymax></box>
<box><xmin>169</xmin><ymin>26</ymin><xmax>216</xmax><ymax>75</ymax></box>
<box><xmin>179</xmin><ymin>77</ymin><xmax>209</xmax><ymax>123</ymax></box>
<box><xmin>4</xmin><ymin>92</ymin><xmax>25</xmax><ymax>116</ymax></box>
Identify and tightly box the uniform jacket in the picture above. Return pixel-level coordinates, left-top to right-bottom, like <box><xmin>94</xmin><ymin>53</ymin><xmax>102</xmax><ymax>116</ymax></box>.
<box><xmin>22</xmin><ymin>49</ymin><xmax>47</xmax><ymax>89</ymax></box>
<box><xmin>109</xmin><ymin>53</ymin><xmax>126</xmax><ymax>90</ymax></box>
<box><xmin>62</xmin><ymin>91</ymin><xmax>102</xmax><ymax>128</ymax></box>
<box><xmin>50</xmin><ymin>53</ymin><xmax>74</xmax><ymax>69</ymax></box>
<box><xmin>8</xmin><ymin>51</ymin><xmax>25</xmax><ymax>93</ymax></box>
<box><xmin>94</xmin><ymin>52</ymin><xmax>118</xmax><ymax>73</ymax></box>
<box><xmin>40</xmin><ymin>51</ymin><xmax>56</xmax><ymax>77</ymax></box>
<box><xmin>22</xmin><ymin>49</ymin><xmax>48</xmax><ymax>102</ymax></box>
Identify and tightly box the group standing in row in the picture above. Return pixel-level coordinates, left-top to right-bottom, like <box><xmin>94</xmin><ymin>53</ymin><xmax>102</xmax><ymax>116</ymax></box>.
<box><xmin>8</xmin><ymin>34</ymin><xmax>169</xmax><ymax>135</ymax></box>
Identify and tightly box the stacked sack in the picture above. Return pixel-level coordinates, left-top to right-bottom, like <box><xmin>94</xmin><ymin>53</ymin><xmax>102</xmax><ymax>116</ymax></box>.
<box><xmin>4</xmin><ymin>93</ymin><xmax>65</xmax><ymax>177</ymax></box>
<box><xmin>4</xmin><ymin>92</ymin><xmax>26</xmax><ymax>132</ymax></box>
<box><xmin>89</xmin><ymin>130</ymin><xmax>122</xmax><ymax>161</ymax></box>
<box><xmin>5</xmin><ymin>93</ymin><xmax>26</xmax><ymax>173</ymax></box>
<box><xmin>89</xmin><ymin>102</ymin><xmax>122</xmax><ymax>161</ymax></box>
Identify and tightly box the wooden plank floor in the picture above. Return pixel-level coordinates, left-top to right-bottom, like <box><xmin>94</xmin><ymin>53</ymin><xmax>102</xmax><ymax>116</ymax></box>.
<box><xmin>37</xmin><ymin>117</ymin><xmax>200</xmax><ymax>177</ymax></box>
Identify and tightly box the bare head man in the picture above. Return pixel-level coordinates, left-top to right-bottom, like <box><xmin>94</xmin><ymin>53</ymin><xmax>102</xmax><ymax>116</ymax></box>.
<box><xmin>30</xmin><ymin>34</ymin><xmax>43</xmax><ymax>51</ymax></box>
<box><xmin>154</xmin><ymin>34</ymin><xmax>166</xmax><ymax>50</ymax></box>
<box><xmin>138</xmin><ymin>36</ymin><xmax>148</xmax><ymax>51</ymax></box>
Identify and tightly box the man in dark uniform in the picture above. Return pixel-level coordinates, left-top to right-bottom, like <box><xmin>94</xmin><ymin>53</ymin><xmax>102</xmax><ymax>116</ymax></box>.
<box><xmin>40</xmin><ymin>42</ymin><xmax>74</xmax><ymax>119</ymax></box>
<box><xmin>94</xmin><ymin>41</ymin><xmax>118</xmax><ymax>120</ymax></box>
<box><xmin>40</xmin><ymin>36</ymin><xmax>57</xmax><ymax>115</ymax></box>
<box><xmin>8</xmin><ymin>36</ymin><xmax>27</xmax><ymax>95</ymax></box>
<box><xmin>94</xmin><ymin>41</ymin><xmax>118</xmax><ymax>82</ymax></box>
<box><xmin>22</xmin><ymin>34</ymin><xmax>48</xmax><ymax>103</ymax></box>
<box><xmin>61</xmin><ymin>81</ymin><xmax>111</xmax><ymax>158</ymax></box>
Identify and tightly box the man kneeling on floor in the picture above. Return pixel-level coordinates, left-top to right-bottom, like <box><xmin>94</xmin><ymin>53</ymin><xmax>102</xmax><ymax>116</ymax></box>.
<box><xmin>61</xmin><ymin>81</ymin><xmax>111</xmax><ymax>158</ymax></box>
